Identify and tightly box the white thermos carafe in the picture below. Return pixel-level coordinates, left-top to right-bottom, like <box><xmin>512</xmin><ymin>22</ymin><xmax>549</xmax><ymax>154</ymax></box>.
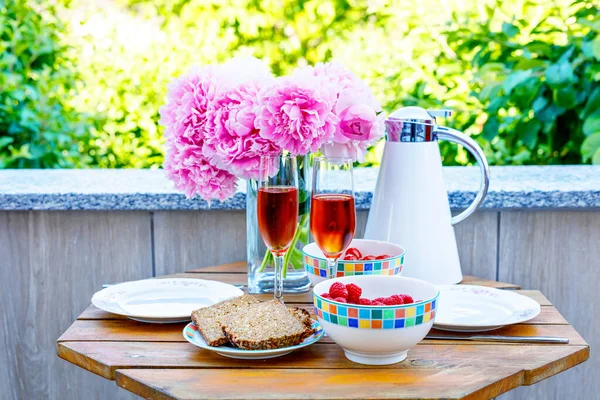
<box><xmin>364</xmin><ymin>107</ymin><xmax>490</xmax><ymax>284</ymax></box>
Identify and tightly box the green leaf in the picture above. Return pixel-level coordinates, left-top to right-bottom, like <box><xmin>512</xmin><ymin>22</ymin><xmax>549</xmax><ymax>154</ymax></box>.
<box><xmin>581</xmin><ymin>132</ymin><xmax>600</xmax><ymax>162</ymax></box>
<box><xmin>482</xmin><ymin>116</ymin><xmax>500</xmax><ymax>141</ymax></box>
<box><xmin>513</xmin><ymin>77</ymin><xmax>541</xmax><ymax>108</ymax></box>
<box><xmin>516</xmin><ymin>120</ymin><xmax>541</xmax><ymax>150</ymax></box>
<box><xmin>582</xmin><ymin>87</ymin><xmax>600</xmax><ymax>118</ymax></box>
<box><xmin>592</xmin><ymin>37</ymin><xmax>600</xmax><ymax>60</ymax></box>
<box><xmin>553</xmin><ymin>85</ymin><xmax>576</xmax><ymax>109</ymax></box>
<box><xmin>502</xmin><ymin>22</ymin><xmax>519</xmax><ymax>38</ymax></box>
<box><xmin>503</xmin><ymin>70</ymin><xmax>532</xmax><ymax>95</ymax></box>
<box><xmin>583</xmin><ymin>112</ymin><xmax>600</xmax><ymax>136</ymax></box>
<box><xmin>593</xmin><ymin>148</ymin><xmax>600</xmax><ymax>165</ymax></box>
<box><xmin>532</xmin><ymin>95</ymin><xmax>549</xmax><ymax>113</ymax></box>
<box><xmin>0</xmin><ymin>137</ymin><xmax>13</xmax><ymax>149</ymax></box>
<box><xmin>546</xmin><ymin>62</ymin><xmax>575</xmax><ymax>89</ymax></box>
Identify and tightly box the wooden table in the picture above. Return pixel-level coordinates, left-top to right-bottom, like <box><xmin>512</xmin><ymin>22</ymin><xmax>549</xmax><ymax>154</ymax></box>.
<box><xmin>57</xmin><ymin>262</ymin><xmax>589</xmax><ymax>400</ymax></box>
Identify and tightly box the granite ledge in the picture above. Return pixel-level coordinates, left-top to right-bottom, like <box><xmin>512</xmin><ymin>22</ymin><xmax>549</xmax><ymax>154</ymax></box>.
<box><xmin>0</xmin><ymin>166</ymin><xmax>599</xmax><ymax>211</ymax></box>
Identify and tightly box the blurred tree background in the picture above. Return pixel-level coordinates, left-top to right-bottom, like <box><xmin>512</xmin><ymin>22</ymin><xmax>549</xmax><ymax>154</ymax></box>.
<box><xmin>1</xmin><ymin>0</ymin><xmax>599</xmax><ymax>168</ymax></box>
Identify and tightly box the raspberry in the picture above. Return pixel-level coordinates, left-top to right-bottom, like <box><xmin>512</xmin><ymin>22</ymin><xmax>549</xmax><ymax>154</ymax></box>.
<box><xmin>358</xmin><ymin>298</ymin><xmax>372</xmax><ymax>305</ymax></box>
<box><xmin>334</xmin><ymin>297</ymin><xmax>347</xmax><ymax>303</ymax></box>
<box><xmin>400</xmin><ymin>294</ymin><xmax>414</xmax><ymax>304</ymax></box>
<box><xmin>321</xmin><ymin>293</ymin><xmax>332</xmax><ymax>299</ymax></box>
<box><xmin>372</xmin><ymin>297</ymin><xmax>386</xmax><ymax>303</ymax></box>
<box><xmin>345</xmin><ymin>283</ymin><xmax>362</xmax><ymax>303</ymax></box>
<box><xmin>383</xmin><ymin>295</ymin><xmax>404</xmax><ymax>305</ymax></box>
<box><xmin>371</xmin><ymin>301</ymin><xmax>385</xmax><ymax>306</ymax></box>
<box><xmin>329</xmin><ymin>282</ymin><xmax>348</xmax><ymax>299</ymax></box>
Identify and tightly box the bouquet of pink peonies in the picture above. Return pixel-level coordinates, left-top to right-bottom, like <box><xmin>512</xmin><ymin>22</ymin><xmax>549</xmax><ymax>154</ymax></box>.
<box><xmin>159</xmin><ymin>56</ymin><xmax>384</xmax><ymax>202</ymax></box>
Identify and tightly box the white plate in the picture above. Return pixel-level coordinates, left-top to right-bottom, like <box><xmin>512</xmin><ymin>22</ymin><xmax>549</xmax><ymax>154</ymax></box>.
<box><xmin>183</xmin><ymin>320</ymin><xmax>324</xmax><ymax>359</ymax></box>
<box><xmin>433</xmin><ymin>285</ymin><xmax>541</xmax><ymax>332</ymax></box>
<box><xmin>92</xmin><ymin>278</ymin><xmax>243</xmax><ymax>323</ymax></box>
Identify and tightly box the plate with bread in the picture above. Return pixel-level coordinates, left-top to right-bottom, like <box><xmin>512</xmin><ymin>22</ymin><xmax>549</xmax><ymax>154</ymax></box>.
<box><xmin>92</xmin><ymin>278</ymin><xmax>244</xmax><ymax>323</ymax></box>
<box><xmin>184</xmin><ymin>295</ymin><xmax>324</xmax><ymax>359</ymax></box>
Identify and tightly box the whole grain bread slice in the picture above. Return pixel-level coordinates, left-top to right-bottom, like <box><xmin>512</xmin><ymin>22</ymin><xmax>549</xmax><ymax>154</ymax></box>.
<box><xmin>191</xmin><ymin>295</ymin><xmax>260</xmax><ymax>347</ymax></box>
<box><xmin>222</xmin><ymin>300</ymin><xmax>316</xmax><ymax>350</ymax></box>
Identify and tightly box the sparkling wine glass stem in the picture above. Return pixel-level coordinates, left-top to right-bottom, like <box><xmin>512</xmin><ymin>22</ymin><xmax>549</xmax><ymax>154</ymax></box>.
<box><xmin>273</xmin><ymin>253</ymin><xmax>285</xmax><ymax>302</ymax></box>
<box><xmin>326</xmin><ymin>258</ymin><xmax>337</xmax><ymax>279</ymax></box>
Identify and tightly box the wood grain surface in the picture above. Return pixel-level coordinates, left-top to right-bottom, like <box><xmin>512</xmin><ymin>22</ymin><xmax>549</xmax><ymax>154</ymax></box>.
<box><xmin>1</xmin><ymin>211</ymin><xmax>151</xmax><ymax>400</ymax></box>
<box><xmin>497</xmin><ymin>211</ymin><xmax>600</xmax><ymax>400</ymax></box>
<box><xmin>56</xmin><ymin>262</ymin><xmax>589</xmax><ymax>400</ymax></box>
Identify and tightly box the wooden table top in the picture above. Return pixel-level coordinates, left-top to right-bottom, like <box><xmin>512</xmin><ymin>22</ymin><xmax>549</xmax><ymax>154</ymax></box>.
<box><xmin>57</xmin><ymin>262</ymin><xmax>589</xmax><ymax>400</ymax></box>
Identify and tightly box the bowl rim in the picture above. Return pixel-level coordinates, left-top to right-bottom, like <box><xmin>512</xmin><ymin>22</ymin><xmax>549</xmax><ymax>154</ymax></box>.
<box><xmin>313</xmin><ymin>276</ymin><xmax>440</xmax><ymax>309</ymax></box>
<box><xmin>302</xmin><ymin>239</ymin><xmax>406</xmax><ymax>263</ymax></box>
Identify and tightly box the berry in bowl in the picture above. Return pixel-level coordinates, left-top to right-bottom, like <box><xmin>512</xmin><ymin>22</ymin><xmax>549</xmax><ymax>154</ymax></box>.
<box><xmin>302</xmin><ymin>239</ymin><xmax>405</xmax><ymax>286</ymax></box>
<box><xmin>313</xmin><ymin>275</ymin><xmax>439</xmax><ymax>365</ymax></box>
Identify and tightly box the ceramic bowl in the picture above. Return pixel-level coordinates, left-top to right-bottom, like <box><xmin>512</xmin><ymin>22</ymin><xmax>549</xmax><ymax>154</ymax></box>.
<box><xmin>302</xmin><ymin>239</ymin><xmax>405</xmax><ymax>286</ymax></box>
<box><xmin>313</xmin><ymin>275</ymin><xmax>439</xmax><ymax>365</ymax></box>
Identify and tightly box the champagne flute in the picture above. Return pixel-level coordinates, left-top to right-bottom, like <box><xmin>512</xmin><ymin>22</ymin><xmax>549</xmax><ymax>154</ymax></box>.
<box><xmin>257</xmin><ymin>154</ymin><xmax>299</xmax><ymax>302</ymax></box>
<box><xmin>310</xmin><ymin>157</ymin><xmax>356</xmax><ymax>279</ymax></box>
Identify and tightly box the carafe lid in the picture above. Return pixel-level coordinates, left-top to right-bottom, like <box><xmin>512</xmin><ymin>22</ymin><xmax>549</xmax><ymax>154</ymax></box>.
<box><xmin>385</xmin><ymin>107</ymin><xmax>452</xmax><ymax>142</ymax></box>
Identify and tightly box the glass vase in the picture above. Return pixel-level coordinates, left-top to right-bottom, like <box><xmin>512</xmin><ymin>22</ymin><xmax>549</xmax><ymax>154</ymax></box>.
<box><xmin>247</xmin><ymin>156</ymin><xmax>311</xmax><ymax>294</ymax></box>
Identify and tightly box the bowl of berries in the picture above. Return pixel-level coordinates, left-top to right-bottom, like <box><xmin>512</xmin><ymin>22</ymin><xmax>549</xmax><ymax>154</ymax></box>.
<box><xmin>302</xmin><ymin>239</ymin><xmax>405</xmax><ymax>286</ymax></box>
<box><xmin>313</xmin><ymin>275</ymin><xmax>439</xmax><ymax>365</ymax></box>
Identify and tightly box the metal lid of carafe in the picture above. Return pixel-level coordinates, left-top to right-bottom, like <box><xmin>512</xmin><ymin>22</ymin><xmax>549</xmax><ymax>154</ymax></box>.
<box><xmin>385</xmin><ymin>106</ymin><xmax>452</xmax><ymax>142</ymax></box>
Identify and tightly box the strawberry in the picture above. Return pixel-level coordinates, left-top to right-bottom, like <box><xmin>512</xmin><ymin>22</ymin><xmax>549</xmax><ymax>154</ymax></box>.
<box><xmin>361</xmin><ymin>255</ymin><xmax>377</xmax><ymax>261</ymax></box>
<box><xmin>400</xmin><ymin>294</ymin><xmax>414</xmax><ymax>304</ymax></box>
<box><xmin>329</xmin><ymin>282</ymin><xmax>348</xmax><ymax>299</ymax></box>
<box><xmin>358</xmin><ymin>298</ymin><xmax>372</xmax><ymax>305</ymax></box>
<box><xmin>345</xmin><ymin>283</ymin><xmax>362</xmax><ymax>303</ymax></box>
<box><xmin>383</xmin><ymin>295</ymin><xmax>404</xmax><ymax>305</ymax></box>
<box><xmin>343</xmin><ymin>254</ymin><xmax>358</xmax><ymax>261</ymax></box>
<box><xmin>376</xmin><ymin>254</ymin><xmax>392</xmax><ymax>260</ymax></box>
<box><xmin>321</xmin><ymin>293</ymin><xmax>332</xmax><ymax>299</ymax></box>
<box><xmin>334</xmin><ymin>297</ymin><xmax>347</xmax><ymax>303</ymax></box>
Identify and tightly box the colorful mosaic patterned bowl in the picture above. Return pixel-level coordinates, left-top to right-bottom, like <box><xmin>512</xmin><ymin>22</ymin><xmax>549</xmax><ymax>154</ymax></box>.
<box><xmin>303</xmin><ymin>239</ymin><xmax>405</xmax><ymax>286</ymax></box>
<box><xmin>313</xmin><ymin>275</ymin><xmax>439</xmax><ymax>365</ymax></box>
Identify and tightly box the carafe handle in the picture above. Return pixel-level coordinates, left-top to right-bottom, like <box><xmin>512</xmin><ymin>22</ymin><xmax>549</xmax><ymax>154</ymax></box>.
<box><xmin>436</xmin><ymin>126</ymin><xmax>490</xmax><ymax>225</ymax></box>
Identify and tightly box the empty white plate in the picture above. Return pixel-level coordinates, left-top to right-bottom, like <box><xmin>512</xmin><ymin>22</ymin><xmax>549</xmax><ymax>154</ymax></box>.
<box><xmin>434</xmin><ymin>285</ymin><xmax>541</xmax><ymax>332</ymax></box>
<box><xmin>183</xmin><ymin>320</ymin><xmax>324</xmax><ymax>359</ymax></box>
<box><xmin>92</xmin><ymin>278</ymin><xmax>243</xmax><ymax>323</ymax></box>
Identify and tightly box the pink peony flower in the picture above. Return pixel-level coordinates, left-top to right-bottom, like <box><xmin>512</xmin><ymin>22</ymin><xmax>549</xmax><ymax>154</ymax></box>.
<box><xmin>160</xmin><ymin>65</ymin><xmax>237</xmax><ymax>202</ymax></box>
<box><xmin>159</xmin><ymin>65</ymin><xmax>222</xmax><ymax>145</ymax></box>
<box><xmin>204</xmin><ymin>82</ymin><xmax>280</xmax><ymax>180</ymax></box>
<box><xmin>311</xmin><ymin>62</ymin><xmax>385</xmax><ymax>160</ymax></box>
<box><xmin>255</xmin><ymin>67</ymin><xmax>339</xmax><ymax>156</ymax></box>
<box><xmin>321</xmin><ymin>113</ymin><xmax>385</xmax><ymax>163</ymax></box>
<box><xmin>163</xmin><ymin>142</ymin><xmax>238</xmax><ymax>201</ymax></box>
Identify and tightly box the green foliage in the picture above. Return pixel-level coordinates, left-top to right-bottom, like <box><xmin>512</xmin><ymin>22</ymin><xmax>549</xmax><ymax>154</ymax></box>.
<box><xmin>1</xmin><ymin>0</ymin><xmax>599</xmax><ymax>168</ymax></box>
<box><xmin>0</xmin><ymin>0</ymin><xmax>95</xmax><ymax>168</ymax></box>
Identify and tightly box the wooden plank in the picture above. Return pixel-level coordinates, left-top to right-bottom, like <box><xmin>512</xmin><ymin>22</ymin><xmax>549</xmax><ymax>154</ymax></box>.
<box><xmin>115</xmin><ymin>339</ymin><xmax>588</xmax><ymax>400</ymax></box>
<box><xmin>498</xmin><ymin>211</ymin><xmax>600</xmax><ymax>400</ymax></box>
<box><xmin>460</xmin><ymin>275</ymin><xmax>519</xmax><ymax>289</ymax></box>
<box><xmin>59</xmin><ymin>341</ymin><xmax>587</xmax><ymax>382</ymax></box>
<box><xmin>0</xmin><ymin>211</ymin><xmax>150</xmax><ymax>400</ymax></box>
<box><xmin>454</xmin><ymin>211</ymin><xmax>499</xmax><ymax>281</ymax></box>
<box><xmin>186</xmin><ymin>261</ymin><xmax>247</xmax><ymax>274</ymax></box>
<box><xmin>58</xmin><ymin>317</ymin><xmax>586</xmax><ymax>345</ymax></box>
<box><xmin>153</xmin><ymin>211</ymin><xmax>246</xmax><ymax>276</ymax></box>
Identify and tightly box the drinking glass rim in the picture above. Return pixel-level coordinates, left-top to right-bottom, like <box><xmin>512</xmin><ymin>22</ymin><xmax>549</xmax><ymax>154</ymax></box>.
<box><xmin>260</xmin><ymin>153</ymin><xmax>295</xmax><ymax>159</ymax></box>
<box><xmin>313</xmin><ymin>156</ymin><xmax>353</xmax><ymax>163</ymax></box>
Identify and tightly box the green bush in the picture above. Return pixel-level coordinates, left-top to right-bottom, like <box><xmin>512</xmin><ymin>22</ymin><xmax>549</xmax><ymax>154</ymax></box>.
<box><xmin>0</xmin><ymin>0</ymin><xmax>95</xmax><ymax>168</ymax></box>
<box><xmin>1</xmin><ymin>0</ymin><xmax>599</xmax><ymax>168</ymax></box>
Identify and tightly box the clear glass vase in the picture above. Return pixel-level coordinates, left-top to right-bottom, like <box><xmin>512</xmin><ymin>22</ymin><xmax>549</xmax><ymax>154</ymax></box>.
<box><xmin>247</xmin><ymin>156</ymin><xmax>311</xmax><ymax>294</ymax></box>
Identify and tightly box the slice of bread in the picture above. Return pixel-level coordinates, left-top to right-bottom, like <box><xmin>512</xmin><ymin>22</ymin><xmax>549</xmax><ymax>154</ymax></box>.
<box><xmin>191</xmin><ymin>295</ymin><xmax>260</xmax><ymax>347</ymax></box>
<box><xmin>222</xmin><ymin>300</ymin><xmax>316</xmax><ymax>350</ymax></box>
